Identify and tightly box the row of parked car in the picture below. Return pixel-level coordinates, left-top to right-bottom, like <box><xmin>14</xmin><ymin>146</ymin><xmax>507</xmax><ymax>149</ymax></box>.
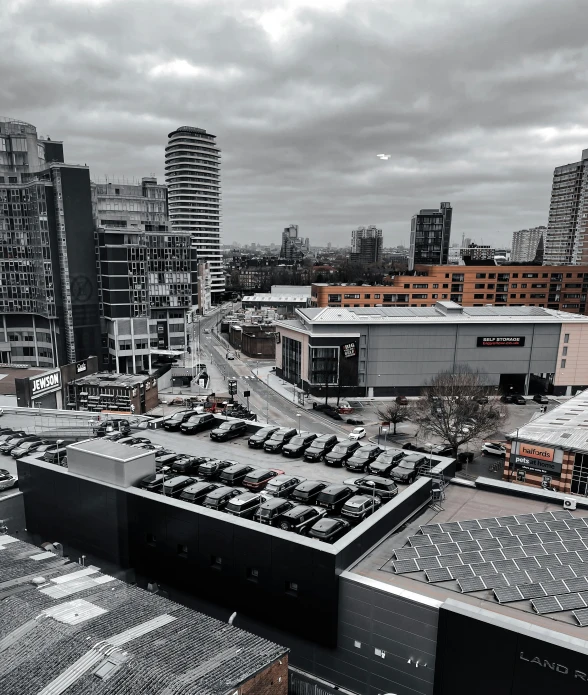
<box><xmin>0</xmin><ymin>428</ymin><xmax>72</xmax><ymax>465</ymax></box>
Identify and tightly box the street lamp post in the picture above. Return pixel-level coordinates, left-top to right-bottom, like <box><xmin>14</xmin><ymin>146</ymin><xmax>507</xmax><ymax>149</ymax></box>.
<box><xmin>365</xmin><ymin>479</ymin><xmax>376</xmax><ymax>512</ymax></box>
<box><xmin>381</xmin><ymin>427</ymin><xmax>389</xmax><ymax>451</ymax></box>
<box><xmin>266</xmin><ymin>373</ymin><xmax>270</xmax><ymax>424</ymax></box>
<box><xmin>296</xmin><ymin>412</ymin><xmax>302</xmax><ymax>433</ymax></box>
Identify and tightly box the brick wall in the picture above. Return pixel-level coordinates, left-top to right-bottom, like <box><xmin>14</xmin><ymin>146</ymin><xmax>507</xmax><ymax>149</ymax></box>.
<box><xmin>502</xmin><ymin>441</ymin><xmax>574</xmax><ymax>492</ymax></box>
<box><xmin>240</xmin><ymin>655</ymin><xmax>288</xmax><ymax>695</ymax></box>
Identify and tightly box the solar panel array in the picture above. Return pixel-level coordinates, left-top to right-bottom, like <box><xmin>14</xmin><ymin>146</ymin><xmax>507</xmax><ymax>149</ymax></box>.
<box><xmin>391</xmin><ymin>510</ymin><xmax>588</xmax><ymax>626</ymax></box>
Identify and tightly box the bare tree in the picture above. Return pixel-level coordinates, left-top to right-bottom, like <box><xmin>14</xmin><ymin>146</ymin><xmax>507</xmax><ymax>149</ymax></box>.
<box><xmin>410</xmin><ymin>366</ymin><xmax>505</xmax><ymax>459</ymax></box>
<box><xmin>376</xmin><ymin>401</ymin><xmax>410</xmax><ymax>435</ymax></box>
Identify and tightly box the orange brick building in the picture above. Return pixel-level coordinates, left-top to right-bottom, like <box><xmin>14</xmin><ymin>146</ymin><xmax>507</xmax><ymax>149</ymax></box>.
<box><xmin>311</xmin><ymin>264</ymin><xmax>588</xmax><ymax>314</ymax></box>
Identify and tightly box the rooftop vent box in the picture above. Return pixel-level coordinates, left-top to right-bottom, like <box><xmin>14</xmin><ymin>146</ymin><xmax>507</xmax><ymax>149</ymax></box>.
<box><xmin>434</xmin><ymin>301</ymin><xmax>464</xmax><ymax>315</ymax></box>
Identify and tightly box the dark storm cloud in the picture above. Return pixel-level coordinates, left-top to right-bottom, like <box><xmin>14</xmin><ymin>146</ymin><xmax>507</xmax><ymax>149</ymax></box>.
<box><xmin>3</xmin><ymin>0</ymin><xmax>588</xmax><ymax>246</ymax></box>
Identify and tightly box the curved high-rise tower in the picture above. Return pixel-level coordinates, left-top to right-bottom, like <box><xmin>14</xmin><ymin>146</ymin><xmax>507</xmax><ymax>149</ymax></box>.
<box><xmin>165</xmin><ymin>126</ymin><xmax>224</xmax><ymax>297</ymax></box>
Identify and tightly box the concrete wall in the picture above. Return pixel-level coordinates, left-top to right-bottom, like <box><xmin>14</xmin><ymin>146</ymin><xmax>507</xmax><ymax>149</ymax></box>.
<box><xmin>554</xmin><ymin>322</ymin><xmax>588</xmax><ymax>390</ymax></box>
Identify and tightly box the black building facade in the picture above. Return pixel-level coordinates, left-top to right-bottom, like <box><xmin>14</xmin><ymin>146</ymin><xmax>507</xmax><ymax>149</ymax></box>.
<box><xmin>409</xmin><ymin>202</ymin><xmax>452</xmax><ymax>270</ymax></box>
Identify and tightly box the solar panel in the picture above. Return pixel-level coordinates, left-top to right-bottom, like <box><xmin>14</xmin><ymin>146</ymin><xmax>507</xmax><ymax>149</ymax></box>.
<box><xmin>563</xmin><ymin>540</ymin><xmax>586</xmax><ymax>552</ymax></box>
<box><xmin>441</xmin><ymin>522</ymin><xmax>463</xmax><ymax>533</ymax></box>
<box><xmin>557</xmin><ymin>551</ymin><xmax>581</xmax><ymax>564</ymax></box>
<box><xmin>549</xmin><ymin>521</ymin><xmax>571</xmax><ymax>533</ymax></box>
<box><xmin>491</xmin><ymin>527</ymin><xmax>513</xmax><ymax>538</ymax></box>
<box><xmin>470</xmin><ymin>562</ymin><xmax>496</xmax><ymax>577</ymax></box>
<box><xmin>416</xmin><ymin>545</ymin><xmax>440</xmax><ymax>558</ymax></box>
<box><xmin>457</xmin><ymin>541</ymin><xmax>482</xmax><ymax>553</ymax></box>
<box><xmin>457</xmin><ymin>576</ymin><xmax>486</xmax><ymax>593</ymax></box>
<box><xmin>420</xmin><ymin>524</ymin><xmax>442</xmax><ymax>535</ymax></box>
<box><xmin>565</xmin><ymin>577</ymin><xmax>588</xmax><ymax>592</ymax></box>
<box><xmin>510</xmin><ymin>524</ymin><xmax>530</xmax><ymax>536</ymax></box>
<box><xmin>551</xmin><ymin>509</ymin><xmax>573</xmax><ymax>519</ymax></box>
<box><xmin>393</xmin><ymin>559</ymin><xmax>419</xmax><ymax>574</ymax></box>
<box><xmin>424</xmin><ymin>567</ymin><xmax>453</xmax><ymax>583</ymax></box>
<box><xmin>577</xmin><ymin>528</ymin><xmax>588</xmax><ymax>539</ymax></box>
<box><xmin>408</xmin><ymin>535</ymin><xmax>432</xmax><ymax>547</ymax></box>
<box><xmin>534</xmin><ymin>512</ymin><xmax>557</xmax><ymax>522</ymax></box>
<box><xmin>557</xmin><ymin>593</ymin><xmax>586</xmax><ymax>611</ymax></box>
<box><xmin>518</xmin><ymin>583</ymin><xmax>547</xmax><ymax>600</ymax></box>
<box><xmin>566</xmin><ymin>518</ymin><xmax>588</xmax><ymax>529</ymax></box>
<box><xmin>394</xmin><ymin>547</ymin><xmax>419</xmax><ymax>560</ymax></box>
<box><xmin>437</xmin><ymin>554</ymin><xmax>462</xmax><ymax>567</ymax></box>
<box><xmin>478</xmin><ymin>537</ymin><xmax>501</xmax><ymax>550</ymax></box>
<box><xmin>573</xmin><ymin>608</ymin><xmax>588</xmax><ymax>626</ymax></box>
<box><xmin>514</xmin><ymin>556</ymin><xmax>540</xmax><ymax>571</ymax></box>
<box><xmin>515</xmin><ymin>514</ymin><xmax>538</xmax><ymax>525</ymax></box>
<box><xmin>480</xmin><ymin>549</ymin><xmax>505</xmax><ymax>562</ymax></box>
<box><xmin>503</xmin><ymin>571</ymin><xmax>530</xmax><ymax>586</ymax></box>
<box><xmin>493</xmin><ymin>559</ymin><xmax>519</xmax><ymax>573</ymax></box>
<box><xmin>449</xmin><ymin>565</ymin><xmax>475</xmax><ymax>580</ymax></box>
<box><xmin>527</xmin><ymin>522</ymin><xmax>550</xmax><ymax>534</ymax></box>
<box><xmin>460</xmin><ymin>551</ymin><xmax>483</xmax><ymax>564</ymax></box>
<box><xmin>543</xmin><ymin>542</ymin><xmax>567</xmax><ymax>555</ymax></box>
<box><xmin>494</xmin><ymin>586</ymin><xmax>524</xmax><ymax>603</ymax></box>
<box><xmin>429</xmin><ymin>533</ymin><xmax>451</xmax><ymax>545</ymax></box>
<box><xmin>557</xmin><ymin>529</ymin><xmax>580</xmax><ymax>541</ymax></box>
<box><xmin>500</xmin><ymin>536</ymin><xmax>522</xmax><ymax>548</ymax></box>
<box><xmin>540</xmin><ymin>579</ymin><xmax>567</xmax><ymax>595</ymax></box>
<box><xmin>532</xmin><ymin>596</ymin><xmax>561</xmax><ymax>614</ymax></box>
<box><xmin>450</xmin><ymin>531</ymin><xmax>473</xmax><ymax>543</ymax></box>
<box><xmin>527</xmin><ymin>568</ymin><xmax>553</xmax><ymax>584</ymax></box>
<box><xmin>550</xmin><ymin>566</ymin><xmax>577</xmax><ymax>581</ymax></box>
<box><xmin>500</xmin><ymin>546</ymin><xmax>526</xmax><ymax>559</ymax></box>
<box><xmin>470</xmin><ymin>528</ymin><xmax>493</xmax><ymax>540</ymax></box>
<box><xmin>498</xmin><ymin>516</ymin><xmax>519</xmax><ymax>526</ymax></box>
<box><xmin>537</xmin><ymin>532</ymin><xmax>560</xmax><ymax>544</ymax></box>
<box><xmin>524</xmin><ymin>544</ymin><xmax>547</xmax><ymax>556</ymax></box>
<box><xmin>416</xmin><ymin>557</ymin><xmax>441</xmax><ymax>571</ymax></box>
<box><xmin>519</xmin><ymin>534</ymin><xmax>541</xmax><ymax>546</ymax></box>
<box><xmin>578</xmin><ymin>549</ymin><xmax>588</xmax><ymax>562</ymax></box>
<box><xmin>460</xmin><ymin>519</ymin><xmax>482</xmax><ymax>531</ymax></box>
<box><xmin>483</xmin><ymin>575</ymin><xmax>509</xmax><ymax>589</ymax></box>
<box><xmin>537</xmin><ymin>554</ymin><xmax>563</xmax><ymax>568</ymax></box>
<box><xmin>478</xmin><ymin>517</ymin><xmax>501</xmax><ymax>529</ymax></box>
<box><xmin>437</xmin><ymin>543</ymin><xmax>460</xmax><ymax>555</ymax></box>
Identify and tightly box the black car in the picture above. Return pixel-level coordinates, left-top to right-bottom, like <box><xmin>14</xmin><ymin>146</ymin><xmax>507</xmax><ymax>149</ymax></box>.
<box><xmin>138</xmin><ymin>473</ymin><xmax>169</xmax><ymax>492</ymax></box>
<box><xmin>367</xmin><ymin>448</ymin><xmax>407</xmax><ymax>476</ymax></box>
<box><xmin>162</xmin><ymin>475</ymin><xmax>194</xmax><ymax>498</ymax></box>
<box><xmin>210</xmin><ymin>420</ymin><xmax>248</xmax><ymax>441</ymax></box>
<box><xmin>218</xmin><ymin>463</ymin><xmax>256</xmax><ymax>486</ymax></box>
<box><xmin>43</xmin><ymin>441</ymin><xmax>73</xmax><ymax>464</ymax></box>
<box><xmin>0</xmin><ymin>428</ymin><xmax>14</xmax><ymax>437</ymax></box>
<box><xmin>533</xmin><ymin>394</ymin><xmax>549</xmax><ymax>404</ymax></box>
<box><xmin>345</xmin><ymin>444</ymin><xmax>383</xmax><ymax>472</ymax></box>
<box><xmin>180</xmin><ymin>413</ymin><xmax>217</xmax><ymax>434</ymax></box>
<box><xmin>307</xmin><ymin>517</ymin><xmax>351</xmax><ymax>543</ymax></box>
<box><xmin>171</xmin><ymin>456</ymin><xmax>202</xmax><ymax>475</ymax></box>
<box><xmin>282</xmin><ymin>432</ymin><xmax>318</xmax><ymax>457</ymax></box>
<box><xmin>324</xmin><ymin>440</ymin><xmax>361</xmax><ymax>467</ymax></box>
<box><xmin>0</xmin><ymin>433</ymin><xmax>32</xmax><ymax>454</ymax></box>
<box><xmin>290</xmin><ymin>480</ymin><xmax>328</xmax><ymax>504</ymax></box>
<box><xmin>163</xmin><ymin>410</ymin><xmax>194</xmax><ymax>431</ymax></box>
<box><xmin>344</xmin><ymin>475</ymin><xmax>399</xmax><ymax>500</ymax></box>
<box><xmin>198</xmin><ymin>458</ymin><xmax>236</xmax><ymax>479</ymax></box>
<box><xmin>303</xmin><ymin>434</ymin><xmax>338</xmax><ymax>462</ymax></box>
<box><xmin>179</xmin><ymin>481</ymin><xmax>221</xmax><ymax>504</ymax></box>
<box><xmin>202</xmin><ymin>485</ymin><xmax>245</xmax><ymax>511</ymax></box>
<box><xmin>10</xmin><ymin>437</ymin><xmax>45</xmax><ymax>458</ymax></box>
<box><xmin>94</xmin><ymin>418</ymin><xmax>131</xmax><ymax>437</ymax></box>
<box><xmin>389</xmin><ymin>454</ymin><xmax>427</xmax><ymax>483</ymax></box>
<box><xmin>278</xmin><ymin>505</ymin><xmax>326</xmax><ymax>533</ymax></box>
<box><xmin>341</xmin><ymin>495</ymin><xmax>382</xmax><ymax>523</ymax></box>
<box><xmin>118</xmin><ymin>436</ymin><xmax>151</xmax><ymax>446</ymax></box>
<box><xmin>254</xmin><ymin>497</ymin><xmax>294</xmax><ymax>525</ymax></box>
<box><xmin>263</xmin><ymin>427</ymin><xmax>297</xmax><ymax>453</ymax></box>
<box><xmin>155</xmin><ymin>452</ymin><xmax>180</xmax><ymax>469</ymax></box>
<box><xmin>430</xmin><ymin>444</ymin><xmax>454</xmax><ymax>456</ymax></box>
<box><xmin>248</xmin><ymin>425</ymin><xmax>280</xmax><ymax>448</ymax></box>
<box><xmin>316</xmin><ymin>484</ymin><xmax>356</xmax><ymax>512</ymax></box>
<box><xmin>513</xmin><ymin>395</ymin><xmax>527</xmax><ymax>405</ymax></box>
<box><xmin>0</xmin><ymin>430</ymin><xmax>25</xmax><ymax>445</ymax></box>
<box><xmin>225</xmin><ymin>492</ymin><xmax>266</xmax><ymax>519</ymax></box>
<box><xmin>264</xmin><ymin>475</ymin><xmax>306</xmax><ymax>498</ymax></box>
<box><xmin>103</xmin><ymin>431</ymin><xmax>129</xmax><ymax>442</ymax></box>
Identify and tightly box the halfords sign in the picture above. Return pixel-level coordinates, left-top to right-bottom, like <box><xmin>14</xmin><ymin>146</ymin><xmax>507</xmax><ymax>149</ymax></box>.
<box><xmin>477</xmin><ymin>336</ymin><xmax>525</xmax><ymax>347</ymax></box>
<box><xmin>519</xmin><ymin>443</ymin><xmax>555</xmax><ymax>462</ymax></box>
<box><xmin>30</xmin><ymin>369</ymin><xmax>61</xmax><ymax>399</ymax></box>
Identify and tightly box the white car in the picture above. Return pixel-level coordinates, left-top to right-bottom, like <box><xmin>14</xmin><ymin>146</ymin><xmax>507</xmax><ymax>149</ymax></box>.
<box><xmin>349</xmin><ymin>427</ymin><xmax>367</xmax><ymax>440</ymax></box>
<box><xmin>226</xmin><ymin>352</ymin><xmax>235</xmax><ymax>360</ymax></box>
<box><xmin>481</xmin><ymin>442</ymin><xmax>506</xmax><ymax>457</ymax></box>
<box><xmin>0</xmin><ymin>469</ymin><xmax>17</xmax><ymax>491</ymax></box>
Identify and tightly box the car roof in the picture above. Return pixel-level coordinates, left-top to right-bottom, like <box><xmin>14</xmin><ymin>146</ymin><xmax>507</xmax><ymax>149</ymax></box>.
<box><xmin>182</xmin><ymin>481</ymin><xmax>215</xmax><ymax>493</ymax></box>
<box><xmin>223</xmin><ymin>463</ymin><xmax>251</xmax><ymax>472</ymax></box>
<box><xmin>259</xmin><ymin>497</ymin><xmax>289</xmax><ymax>509</ymax></box>
<box><xmin>283</xmin><ymin>504</ymin><xmax>313</xmax><ymax>516</ymax></box>
<box><xmin>345</xmin><ymin>495</ymin><xmax>372</xmax><ymax>506</ymax></box>
<box><xmin>164</xmin><ymin>475</ymin><xmax>192</xmax><ymax>485</ymax></box>
<box><xmin>206</xmin><ymin>486</ymin><xmax>236</xmax><ymax>498</ymax></box>
<box><xmin>244</xmin><ymin>469</ymin><xmax>272</xmax><ymax>479</ymax></box>
<box><xmin>312</xmin><ymin>517</ymin><xmax>343</xmax><ymax>531</ymax></box>
<box><xmin>312</xmin><ymin>434</ymin><xmax>333</xmax><ymax>442</ymax></box>
<box><xmin>295</xmin><ymin>480</ymin><xmax>326</xmax><ymax>491</ymax></box>
<box><xmin>402</xmin><ymin>453</ymin><xmax>425</xmax><ymax>462</ymax></box>
<box><xmin>360</xmin><ymin>475</ymin><xmax>393</xmax><ymax>484</ymax></box>
<box><xmin>354</xmin><ymin>444</ymin><xmax>379</xmax><ymax>452</ymax></box>
<box><xmin>230</xmin><ymin>492</ymin><xmax>258</xmax><ymax>503</ymax></box>
<box><xmin>321</xmin><ymin>484</ymin><xmax>348</xmax><ymax>493</ymax></box>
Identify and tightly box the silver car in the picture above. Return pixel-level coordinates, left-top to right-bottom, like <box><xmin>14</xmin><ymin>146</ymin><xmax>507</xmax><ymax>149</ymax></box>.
<box><xmin>0</xmin><ymin>469</ymin><xmax>17</xmax><ymax>491</ymax></box>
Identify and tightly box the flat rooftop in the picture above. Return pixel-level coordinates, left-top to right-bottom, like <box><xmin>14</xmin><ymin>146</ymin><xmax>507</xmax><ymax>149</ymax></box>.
<box><xmin>353</xmin><ymin>483</ymin><xmax>588</xmax><ymax>641</ymax></box>
<box><xmin>0</xmin><ymin>536</ymin><xmax>286</xmax><ymax>694</ymax></box>
<box><xmin>0</xmin><ymin>366</ymin><xmax>45</xmax><ymax>395</ymax></box>
<box><xmin>71</xmin><ymin>371</ymin><xmax>150</xmax><ymax>388</ymax></box>
<box><xmin>511</xmin><ymin>388</ymin><xmax>588</xmax><ymax>454</ymax></box>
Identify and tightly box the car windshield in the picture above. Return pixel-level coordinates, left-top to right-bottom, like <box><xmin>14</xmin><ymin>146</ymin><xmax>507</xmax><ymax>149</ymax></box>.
<box><xmin>332</xmin><ymin>444</ymin><xmax>348</xmax><ymax>453</ymax></box>
<box><xmin>256</xmin><ymin>427</ymin><xmax>276</xmax><ymax>437</ymax></box>
<box><xmin>19</xmin><ymin>441</ymin><xmax>37</xmax><ymax>450</ymax></box>
<box><xmin>186</xmin><ymin>415</ymin><xmax>202</xmax><ymax>423</ymax></box>
<box><xmin>353</xmin><ymin>449</ymin><xmax>371</xmax><ymax>460</ymax></box>
<box><xmin>270</xmin><ymin>432</ymin><xmax>286</xmax><ymax>441</ymax></box>
<box><xmin>217</xmin><ymin>422</ymin><xmax>233</xmax><ymax>430</ymax></box>
<box><xmin>288</xmin><ymin>436</ymin><xmax>305</xmax><ymax>446</ymax></box>
<box><xmin>258</xmin><ymin>507</ymin><xmax>272</xmax><ymax>518</ymax></box>
<box><xmin>399</xmin><ymin>462</ymin><xmax>416</xmax><ymax>470</ymax></box>
<box><xmin>170</xmin><ymin>413</ymin><xmax>187</xmax><ymax>421</ymax></box>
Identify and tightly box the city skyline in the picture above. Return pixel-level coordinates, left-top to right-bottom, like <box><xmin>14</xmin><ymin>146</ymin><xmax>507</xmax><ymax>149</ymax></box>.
<box><xmin>3</xmin><ymin>0</ymin><xmax>588</xmax><ymax>246</ymax></box>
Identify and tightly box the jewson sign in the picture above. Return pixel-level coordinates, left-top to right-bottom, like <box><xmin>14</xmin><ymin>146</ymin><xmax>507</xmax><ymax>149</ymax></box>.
<box><xmin>30</xmin><ymin>369</ymin><xmax>61</xmax><ymax>399</ymax></box>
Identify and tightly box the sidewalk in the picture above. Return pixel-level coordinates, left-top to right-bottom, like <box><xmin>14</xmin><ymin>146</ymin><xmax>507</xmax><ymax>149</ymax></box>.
<box><xmin>253</xmin><ymin>365</ymin><xmax>314</xmax><ymax>410</ymax></box>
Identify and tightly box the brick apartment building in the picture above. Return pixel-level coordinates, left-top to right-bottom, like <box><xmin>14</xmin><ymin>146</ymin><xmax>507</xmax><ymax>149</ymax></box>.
<box><xmin>311</xmin><ymin>263</ymin><xmax>588</xmax><ymax>314</ymax></box>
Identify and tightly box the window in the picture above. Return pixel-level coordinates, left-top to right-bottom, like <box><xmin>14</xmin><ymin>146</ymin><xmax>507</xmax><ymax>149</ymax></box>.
<box><xmin>286</xmin><ymin>581</ymin><xmax>298</xmax><ymax>596</ymax></box>
<box><xmin>513</xmin><ymin>273</ymin><xmax>519</xmax><ymax>278</ymax></box>
<box><xmin>327</xmin><ymin>294</ymin><xmax>341</xmax><ymax>303</ymax></box>
<box><xmin>487</xmin><ymin>284</ymin><xmax>495</xmax><ymax>289</ymax></box>
<box><xmin>474</xmin><ymin>294</ymin><xmax>484</xmax><ymax>299</ymax></box>
<box><xmin>247</xmin><ymin>567</ymin><xmax>259</xmax><ymax>582</ymax></box>
<box><xmin>211</xmin><ymin>555</ymin><xmax>222</xmax><ymax>569</ymax></box>
<box><xmin>413</xmin><ymin>283</ymin><xmax>428</xmax><ymax>288</ymax></box>
<box><xmin>344</xmin><ymin>293</ymin><xmax>360</xmax><ymax>299</ymax></box>
<box><xmin>283</xmin><ymin>337</ymin><xmax>302</xmax><ymax>384</ymax></box>
<box><xmin>177</xmin><ymin>544</ymin><xmax>188</xmax><ymax>558</ymax></box>
<box><xmin>521</xmin><ymin>284</ymin><xmax>527</xmax><ymax>289</ymax></box>
<box><xmin>561</xmin><ymin>359</ymin><xmax>567</xmax><ymax>368</ymax></box>
<box><xmin>374</xmin><ymin>294</ymin><xmax>380</xmax><ymax>299</ymax></box>
<box><xmin>511</xmin><ymin>284</ymin><xmax>517</xmax><ymax>289</ymax></box>
<box><xmin>442</xmin><ymin>284</ymin><xmax>448</xmax><ymax>289</ymax></box>
<box><xmin>404</xmin><ymin>284</ymin><xmax>410</xmax><ymax>289</ymax></box>
<box><xmin>412</xmin><ymin>294</ymin><xmax>428</xmax><ymax>299</ymax></box>
<box><xmin>452</xmin><ymin>274</ymin><xmax>464</xmax><ymax>281</ymax></box>
<box><xmin>476</xmin><ymin>273</ymin><xmax>486</xmax><ymax>279</ymax></box>
<box><xmin>489</xmin><ymin>273</ymin><xmax>496</xmax><ymax>279</ymax></box>
<box><xmin>519</xmin><ymin>294</ymin><xmax>526</xmax><ymax>298</ymax></box>
<box><xmin>475</xmin><ymin>284</ymin><xmax>485</xmax><ymax>289</ymax></box>
<box><xmin>146</xmin><ymin>533</ymin><xmax>156</xmax><ymax>546</ymax></box>
<box><xmin>432</xmin><ymin>294</ymin><xmax>438</xmax><ymax>299</ymax></box>
<box><xmin>523</xmin><ymin>273</ymin><xmax>538</xmax><ymax>278</ymax></box>
<box><xmin>563</xmin><ymin>347</ymin><xmax>568</xmax><ymax>356</ymax></box>
<box><xmin>564</xmin><ymin>333</ymin><xmax>570</xmax><ymax>343</ymax></box>
<box><xmin>364</xmin><ymin>294</ymin><xmax>371</xmax><ymax>299</ymax></box>
<box><xmin>486</xmin><ymin>294</ymin><xmax>494</xmax><ymax>300</ymax></box>
<box><xmin>432</xmin><ymin>284</ymin><xmax>439</xmax><ymax>289</ymax></box>
<box><xmin>566</xmin><ymin>273</ymin><xmax>572</xmax><ymax>278</ymax></box>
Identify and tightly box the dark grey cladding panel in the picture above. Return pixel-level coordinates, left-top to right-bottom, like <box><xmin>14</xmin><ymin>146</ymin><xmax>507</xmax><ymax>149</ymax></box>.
<box><xmin>339</xmin><ymin>606</ymin><xmax>373</xmax><ymax>633</ymax></box>
<box><xmin>372</xmin><ymin>590</ymin><xmax>440</xmax><ymax>625</ymax></box>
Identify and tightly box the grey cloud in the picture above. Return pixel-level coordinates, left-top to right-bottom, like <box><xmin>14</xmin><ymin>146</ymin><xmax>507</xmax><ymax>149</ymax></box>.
<box><xmin>2</xmin><ymin>0</ymin><xmax>588</xmax><ymax>246</ymax></box>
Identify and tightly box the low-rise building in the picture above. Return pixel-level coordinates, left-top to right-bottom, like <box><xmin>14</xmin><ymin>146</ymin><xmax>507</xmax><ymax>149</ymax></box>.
<box><xmin>66</xmin><ymin>371</ymin><xmax>158</xmax><ymax>414</ymax></box>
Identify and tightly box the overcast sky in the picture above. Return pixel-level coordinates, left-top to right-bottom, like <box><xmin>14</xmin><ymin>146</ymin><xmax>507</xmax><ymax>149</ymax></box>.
<box><xmin>3</xmin><ymin>0</ymin><xmax>588</xmax><ymax>248</ymax></box>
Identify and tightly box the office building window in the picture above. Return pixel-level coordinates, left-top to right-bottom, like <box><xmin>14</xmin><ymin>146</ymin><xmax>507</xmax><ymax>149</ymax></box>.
<box><xmin>282</xmin><ymin>337</ymin><xmax>301</xmax><ymax>384</ymax></box>
<box><xmin>564</xmin><ymin>333</ymin><xmax>570</xmax><ymax>343</ymax></box>
<box><xmin>563</xmin><ymin>347</ymin><xmax>568</xmax><ymax>356</ymax></box>
<box><xmin>309</xmin><ymin>346</ymin><xmax>338</xmax><ymax>385</ymax></box>
<box><xmin>561</xmin><ymin>359</ymin><xmax>566</xmax><ymax>368</ymax></box>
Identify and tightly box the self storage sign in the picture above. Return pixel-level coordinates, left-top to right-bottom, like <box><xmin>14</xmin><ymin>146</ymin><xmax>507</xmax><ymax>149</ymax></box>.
<box><xmin>30</xmin><ymin>369</ymin><xmax>61</xmax><ymax>399</ymax></box>
<box><xmin>477</xmin><ymin>336</ymin><xmax>525</xmax><ymax>347</ymax></box>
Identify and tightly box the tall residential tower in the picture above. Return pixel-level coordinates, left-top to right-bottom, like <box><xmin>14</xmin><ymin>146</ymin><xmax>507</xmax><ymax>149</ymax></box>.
<box><xmin>165</xmin><ymin>126</ymin><xmax>224</xmax><ymax>297</ymax></box>
<box><xmin>350</xmin><ymin>225</ymin><xmax>383</xmax><ymax>264</ymax></box>
<box><xmin>409</xmin><ymin>202</ymin><xmax>452</xmax><ymax>270</ymax></box>
<box><xmin>511</xmin><ymin>226</ymin><xmax>546</xmax><ymax>263</ymax></box>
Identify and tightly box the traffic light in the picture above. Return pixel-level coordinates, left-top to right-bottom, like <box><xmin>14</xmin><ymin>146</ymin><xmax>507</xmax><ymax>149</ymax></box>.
<box><xmin>228</xmin><ymin>379</ymin><xmax>237</xmax><ymax>396</ymax></box>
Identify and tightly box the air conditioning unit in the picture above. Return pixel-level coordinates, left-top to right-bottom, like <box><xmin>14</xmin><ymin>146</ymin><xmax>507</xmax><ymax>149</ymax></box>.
<box><xmin>564</xmin><ymin>497</ymin><xmax>577</xmax><ymax>511</ymax></box>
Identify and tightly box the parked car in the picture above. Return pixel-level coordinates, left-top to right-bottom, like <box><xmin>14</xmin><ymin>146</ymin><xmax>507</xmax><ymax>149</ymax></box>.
<box><xmin>0</xmin><ymin>469</ymin><xmax>18</xmax><ymax>491</ymax></box>
<box><xmin>218</xmin><ymin>463</ymin><xmax>256</xmax><ymax>486</ymax></box>
<box><xmin>179</xmin><ymin>481</ymin><xmax>221</xmax><ymax>504</ymax></box>
<box><xmin>198</xmin><ymin>458</ymin><xmax>236</xmax><ymax>479</ymax></box>
<box><xmin>430</xmin><ymin>444</ymin><xmax>454</xmax><ymax>456</ymax></box>
<box><xmin>316</xmin><ymin>484</ymin><xmax>356</xmax><ymax>512</ymax></box>
<box><xmin>481</xmin><ymin>442</ymin><xmax>507</xmax><ymax>456</ymax></box>
<box><xmin>11</xmin><ymin>437</ymin><xmax>48</xmax><ymax>458</ymax></box>
<box><xmin>278</xmin><ymin>505</ymin><xmax>327</xmax><ymax>533</ymax></box>
<box><xmin>307</xmin><ymin>517</ymin><xmax>351</xmax><ymax>543</ymax></box>
<box><xmin>533</xmin><ymin>394</ymin><xmax>549</xmax><ymax>404</ymax></box>
<box><xmin>303</xmin><ymin>434</ymin><xmax>338</xmax><ymax>462</ymax></box>
<box><xmin>254</xmin><ymin>497</ymin><xmax>295</xmax><ymax>525</ymax></box>
<box><xmin>242</xmin><ymin>468</ymin><xmax>284</xmax><ymax>491</ymax></box>
<box><xmin>345</xmin><ymin>444</ymin><xmax>383</xmax><ymax>472</ymax></box>
<box><xmin>180</xmin><ymin>413</ymin><xmax>217</xmax><ymax>434</ymax></box>
<box><xmin>171</xmin><ymin>456</ymin><xmax>202</xmax><ymax>476</ymax></box>
<box><xmin>0</xmin><ymin>432</ymin><xmax>28</xmax><ymax>452</ymax></box>
<box><xmin>162</xmin><ymin>476</ymin><xmax>194</xmax><ymax>497</ymax></box>
<box><xmin>389</xmin><ymin>454</ymin><xmax>427</xmax><ymax>483</ymax></box>
<box><xmin>368</xmin><ymin>449</ymin><xmax>407</xmax><ymax>476</ymax></box>
<box><xmin>94</xmin><ymin>418</ymin><xmax>131</xmax><ymax>437</ymax></box>
<box><xmin>323</xmin><ymin>407</ymin><xmax>343</xmax><ymax>420</ymax></box>
<box><xmin>27</xmin><ymin>441</ymin><xmax>57</xmax><ymax>456</ymax></box>
<box><xmin>43</xmin><ymin>440</ymin><xmax>74</xmax><ymax>464</ymax></box>
<box><xmin>341</xmin><ymin>495</ymin><xmax>382</xmax><ymax>523</ymax></box>
<box><xmin>0</xmin><ymin>431</ymin><xmax>24</xmax><ymax>445</ymax></box>
<box><xmin>163</xmin><ymin>410</ymin><xmax>194</xmax><ymax>431</ymax></box>
<box><xmin>0</xmin><ymin>428</ymin><xmax>14</xmax><ymax>437</ymax></box>
<box><xmin>226</xmin><ymin>351</ymin><xmax>235</xmax><ymax>360</ymax></box>
<box><xmin>202</xmin><ymin>485</ymin><xmax>245</xmax><ymax>511</ymax></box>
<box><xmin>513</xmin><ymin>395</ymin><xmax>527</xmax><ymax>405</ymax></box>
<box><xmin>225</xmin><ymin>492</ymin><xmax>266</xmax><ymax>519</ymax></box>
<box><xmin>281</xmin><ymin>432</ymin><xmax>317</xmax><ymax>458</ymax></box>
<box><xmin>155</xmin><ymin>452</ymin><xmax>180</xmax><ymax>469</ymax></box>
<box><xmin>290</xmin><ymin>480</ymin><xmax>329</xmax><ymax>504</ymax></box>
<box><xmin>343</xmin><ymin>475</ymin><xmax>399</xmax><ymax>500</ymax></box>
<box><xmin>263</xmin><ymin>427</ymin><xmax>298</xmax><ymax>453</ymax></box>
<box><xmin>264</xmin><ymin>475</ymin><xmax>306</xmax><ymax>498</ymax></box>
<box><xmin>348</xmin><ymin>427</ymin><xmax>367</xmax><ymax>440</ymax></box>
<box><xmin>324</xmin><ymin>440</ymin><xmax>361</xmax><ymax>466</ymax></box>
<box><xmin>210</xmin><ymin>420</ymin><xmax>248</xmax><ymax>441</ymax></box>
<box><xmin>138</xmin><ymin>472</ymin><xmax>170</xmax><ymax>492</ymax></box>
<box><xmin>118</xmin><ymin>436</ymin><xmax>150</xmax><ymax>446</ymax></box>
<box><xmin>248</xmin><ymin>425</ymin><xmax>280</xmax><ymax>448</ymax></box>
<box><xmin>395</xmin><ymin>395</ymin><xmax>409</xmax><ymax>405</ymax></box>
<box><xmin>103</xmin><ymin>431</ymin><xmax>129</xmax><ymax>442</ymax></box>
